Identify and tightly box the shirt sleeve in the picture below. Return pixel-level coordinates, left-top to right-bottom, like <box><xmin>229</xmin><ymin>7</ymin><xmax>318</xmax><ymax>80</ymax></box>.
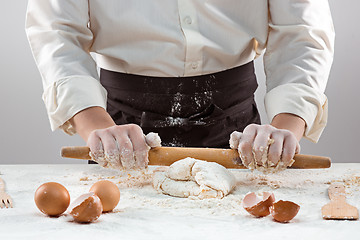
<box><xmin>264</xmin><ymin>0</ymin><xmax>335</xmax><ymax>142</ymax></box>
<box><xmin>25</xmin><ymin>0</ymin><xmax>107</xmax><ymax>135</ymax></box>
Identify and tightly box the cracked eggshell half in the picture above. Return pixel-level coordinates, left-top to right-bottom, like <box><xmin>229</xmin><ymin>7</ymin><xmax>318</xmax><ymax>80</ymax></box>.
<box><xmin>270</xmin><ymin>200</ymin><xmax>300</xmax><ymax>223</ymax></box>
<box><xmin>68</xmin><ymin>192</ymin><xmax>103</xmax><ymax>223</ymax></box>
<box><xmin>243</xmin><ymin>192</ymin><xmax>275</xmax><ymax>217</ymax></box>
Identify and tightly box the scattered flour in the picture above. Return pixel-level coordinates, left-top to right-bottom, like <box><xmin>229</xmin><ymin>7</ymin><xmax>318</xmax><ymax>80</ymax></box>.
<box><xmin>1</xmin><ymin>164</ymin><xmax>359</xmax><ymax>239</ymax></box>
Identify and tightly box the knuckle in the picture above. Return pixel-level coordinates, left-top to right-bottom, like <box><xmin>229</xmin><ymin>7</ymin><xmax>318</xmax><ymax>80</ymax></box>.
<box><xmin>88</xmin><ymin>130</ymin><xmax>97</xmax><ymax>138</ymax></box>
<box><xmin>127</xmin><ymin>123</ymin><xmax>141</xmax><ymax>132</ymax></box>
<box><xmin>283</xmin><ymin>129</ymin><xmax>295</xmax><ymax>138</ymax></box>
<box><xmin>103</xmin><ymin>128</ymin><xmax>114</xmax><ymax>135</ymax></box>
<box><xmin>95</xmin><ymin>128</ymin><xmax>109</xmax><ymax>137</ymax></box>
<box><xmin>246</xmin><ymin>123</ymin><xmax>258</xmax><ymax>131</ymax></box>
<box><xmin>282</xmin><ymin>131</ymin><xmax>292</xmax><ymax>138</ymax></box>
<box><xmin>272</xmin><ymin>129</ymin><xmax>282</xmax><ymax>135</ymax></box>
<box><xmin>112</xmin><ymin>126</ymin><xmax>126</xmax><ymax>136</ymax></box>
<box><xmin>92</xmin><ymin>130</ymin><xmax>102</xmax><ymax>137</ymax></box>
<box><xmin>263</xmin><ymin>124</ymin><xmax>272</xmax><ymax>130</ymax></box>
<box><xmin>262</xmin><ymin>124</ymin><xmax>275</xmax><ymax>133</ymax></box>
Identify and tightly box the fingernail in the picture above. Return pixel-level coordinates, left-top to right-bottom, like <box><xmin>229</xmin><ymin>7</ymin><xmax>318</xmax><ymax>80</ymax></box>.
<box><xmin>269</xmin><ymin>160</ymin><xmax>277</xmax><ymax>167</ymax></box>
<box><xmin>287</xmin><ymin>159</ymin><xmax>295</xmax><ymax>167</ymax></box>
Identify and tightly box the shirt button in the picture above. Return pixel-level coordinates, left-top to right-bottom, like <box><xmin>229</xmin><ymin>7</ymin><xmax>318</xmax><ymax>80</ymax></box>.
<box><xmin>184</xmin><ymin>16</ymin><xmax>192</xmax><ymax>25</ymax></box>
<box><xmin>191</xmin><ymin>62</ymin><xmax>198</xmax><ymax>69</ymax></box>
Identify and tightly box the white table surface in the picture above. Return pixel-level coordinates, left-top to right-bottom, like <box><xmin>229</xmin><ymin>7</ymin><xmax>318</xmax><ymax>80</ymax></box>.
<box><xmin>0</xmin><ymin>163</ymin><xmax>359</xmax><ymax>240</ymax></box>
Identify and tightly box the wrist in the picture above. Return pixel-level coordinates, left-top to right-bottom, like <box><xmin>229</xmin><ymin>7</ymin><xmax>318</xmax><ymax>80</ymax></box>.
<box><xmin>69</xmin><ymin>106</ymin><xmax>116</xmax><ymax>141</ymax></box>
<box><xmin>271</xmin><ymin>113</ymin><xmax>305</xmax><ymax>141</ymax></box>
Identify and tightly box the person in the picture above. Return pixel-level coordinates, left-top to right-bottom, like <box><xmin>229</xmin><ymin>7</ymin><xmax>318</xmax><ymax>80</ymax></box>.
<box><xmin>25</xmin><ymin>1</ymin><xmax>334</xmax><ymax>170</ymax></box>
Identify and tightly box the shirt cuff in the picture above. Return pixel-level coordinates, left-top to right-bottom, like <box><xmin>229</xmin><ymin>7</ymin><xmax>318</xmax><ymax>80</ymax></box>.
<box><xmin>42</xmin><ymin>76</ymin><xmax>107</xmax><ymax>135</ymax></box>
<box><xmin>264</xmin><ymin>83</ymin><xmax>328</xmax><ymax>143</ymax></box>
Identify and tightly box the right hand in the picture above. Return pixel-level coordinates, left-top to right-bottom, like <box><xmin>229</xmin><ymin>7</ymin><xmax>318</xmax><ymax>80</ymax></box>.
<box><xmin>87</xmin><ymin>124</ymin><xmax>150</xmax><ymax>169</ymax></box>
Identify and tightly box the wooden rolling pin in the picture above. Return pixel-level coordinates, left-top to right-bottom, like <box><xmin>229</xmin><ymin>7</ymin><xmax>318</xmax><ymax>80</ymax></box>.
<box><xmin>61</xmin><ymin>146</ymin><xmax>331</xmax><ymax>169</ymax></box>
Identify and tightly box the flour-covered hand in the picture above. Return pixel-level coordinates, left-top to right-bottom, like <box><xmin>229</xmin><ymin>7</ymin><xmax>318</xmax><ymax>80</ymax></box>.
<box><xmin>87</xmin><ymin>124</ymin><xmax>156</xmax><ymax>170</ymax></box>
<box><xmin>230</xmin><ymin>124</ymin><xmax>300</xmax><ymax>171</ymax></box>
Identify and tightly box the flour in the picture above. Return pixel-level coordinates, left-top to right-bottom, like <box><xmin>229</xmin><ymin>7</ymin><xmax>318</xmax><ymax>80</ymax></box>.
<box><xmin>1</xmin><ymin>164</ymin><xmax>360</xmax><ymax>239</ymax></box>
<box><xmin>170</xmin><ymin>92</ymin><xmax>183</xmax><ymax>115</ymax></box>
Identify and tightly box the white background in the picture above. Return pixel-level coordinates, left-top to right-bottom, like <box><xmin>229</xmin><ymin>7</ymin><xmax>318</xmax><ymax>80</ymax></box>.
<box><xmin>0</xmin><ymin>0</ymin><xmax>359</xmax><ymax>164</ymax></box>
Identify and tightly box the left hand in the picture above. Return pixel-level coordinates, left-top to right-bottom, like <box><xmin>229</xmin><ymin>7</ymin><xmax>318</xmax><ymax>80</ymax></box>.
<box><xmin>230</xmin><ymin>124</ymin><xmax>300</xmax><ymax>170</ymax></box>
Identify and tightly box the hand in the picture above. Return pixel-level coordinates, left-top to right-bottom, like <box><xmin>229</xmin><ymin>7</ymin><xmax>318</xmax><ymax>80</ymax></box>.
<box><xmin>230</xmin><ymin>124</ymin><xmax>300</xmax><ymax>171</ymax></box>
<box><xmin>87</xmin><ymin>124</ymin><xmax>150</xmax><ymax>169</ymax></box>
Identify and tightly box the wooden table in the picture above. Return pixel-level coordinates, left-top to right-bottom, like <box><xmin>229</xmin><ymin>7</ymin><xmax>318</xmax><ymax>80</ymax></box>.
<box><xmin>0</xmin><ymin>164</ymin><xmax>359</xmax><ymax>240</ymax></box>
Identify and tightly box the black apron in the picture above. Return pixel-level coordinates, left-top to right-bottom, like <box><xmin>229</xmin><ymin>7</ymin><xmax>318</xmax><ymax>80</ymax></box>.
<box><xmin>100</xmin><ymin>61</ymin><xmax>261</xmax><ymax>148</ymax></box>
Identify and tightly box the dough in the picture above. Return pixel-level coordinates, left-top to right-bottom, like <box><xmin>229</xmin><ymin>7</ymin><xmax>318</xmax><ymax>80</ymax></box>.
<box><xmin>145</xmin><ymin>132</ymin><xmax>162</xmax><ymax>148</ymax></box>
<box><xmin>153</xmin><ymin>158</ymin><xmax>236</xmax><ymax>199</ymax></box>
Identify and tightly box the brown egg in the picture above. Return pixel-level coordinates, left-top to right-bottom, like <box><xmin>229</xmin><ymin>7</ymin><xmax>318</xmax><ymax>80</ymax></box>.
<box><xmin>243</xmin><ymin>192</ymin><xmax>275</xmax><ymax>217</ymax></box>
<box><xmin>34</xmin><ymin>182</ymin><xmax>70</xmax><ymax>216</ymax></box>
<box><xmin>90</xmin><ymin>180</ymin><xmax>120</xmax><ymax>212</ymax></box>
<box><xmin>69</xmin><ymin>192</ymin><xmax>103</xmax><ymax>223</ymax></box>
<box><xmin>270</xmin><ymin>200</ymin><xmax>300</xmax><ymax>223</ymax></box>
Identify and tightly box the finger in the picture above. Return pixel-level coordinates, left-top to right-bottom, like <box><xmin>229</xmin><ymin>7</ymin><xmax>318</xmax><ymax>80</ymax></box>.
<box><xmin>268</xmin><ymin>132</ymin><xmax>284</xmax><ymax>167</ymax></box>
<box><xmin>87</xmin><ymin>133</ymin><xmax>107</xmax><ymax>167</ymax></box>
<box><xmin>115</xmin><ymin>135</ymin><xmax>135</xmax><ymax>170</ymax></box>
<box><xmin>229</xmin><ymin>131</ymin><xmax>242</xmax><ymax>149</ymax></box>
<box><xmin>97</xmin><ymin>130</ymin><xmax>121</xmax><ymax>168</ymax></box>
<box><xmin>8</xmin><ymin>198</ymin><xmax>13</xmax><ymax>208</ymax></box>
<box><xmin>5</xmin><ymin>199</ymin><xmax>11</xmax><ymax>208</ymax></box>
<box><xmin>281</xmin><ymin>134</ymin><xmax>298</xmax><ymax>167</ymax></box>
<box><xmin>0</xmin><ymin>200</ymin><xmax>4</xmax><ymax>209</ymax></box>
<box><xmin>238</xmin><ymin>125</ymin><xmax>257</xmax><ymax>168</ymax></box>
<box><xmin>128</xmin><ymin>125</ymin><xmax>149</xmax><ymax>169</ymax></box>
<box><xmin>252</xmin><ymin>131</ymin><xmax>272</xmax><ymax>167</ymax></box>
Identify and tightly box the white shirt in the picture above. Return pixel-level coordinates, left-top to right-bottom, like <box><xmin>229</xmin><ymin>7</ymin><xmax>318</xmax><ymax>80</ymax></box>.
<box><xmin>25</xmin><ymin>0</ymin><xmax>334</xmax><ymax>142</ymax></box>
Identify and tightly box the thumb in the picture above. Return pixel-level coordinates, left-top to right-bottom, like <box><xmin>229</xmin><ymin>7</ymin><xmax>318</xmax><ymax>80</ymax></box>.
<box><xmin>229</xmin><ymin>131</ymin><xmax>242</xmax><ymax>149</ymax></box>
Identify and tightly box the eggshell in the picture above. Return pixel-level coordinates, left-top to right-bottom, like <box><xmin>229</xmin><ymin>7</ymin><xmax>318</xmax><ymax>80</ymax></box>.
<box><xmin>90</xmin><ymin>180</ymin><xmax>120</xmax><ymax>212</ymax></box>
<box><xmin>270</xmin><ymin>200</ymin><xmax>300</xmax><ymax>223</ymax></box>
<box><xmin>34</xmin><ymin>182</ymin><xmax>70</xmax><ymax>216</ymax></box>
<box><xmin>69</xmin><ymin>192</ymin><xmax>103</xmax><ymax>223</ymax></box>
<box><xmin>243</xmin><ymin>192</ymin><xmax>275</xmax><ymax>217</ymax></box>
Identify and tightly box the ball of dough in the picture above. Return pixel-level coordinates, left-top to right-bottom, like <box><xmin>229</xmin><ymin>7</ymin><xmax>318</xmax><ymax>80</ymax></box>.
<box><xmin>145</xmin><ymin>132</ymin><xmax>162</xmax><ymax>148</ymax></box>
